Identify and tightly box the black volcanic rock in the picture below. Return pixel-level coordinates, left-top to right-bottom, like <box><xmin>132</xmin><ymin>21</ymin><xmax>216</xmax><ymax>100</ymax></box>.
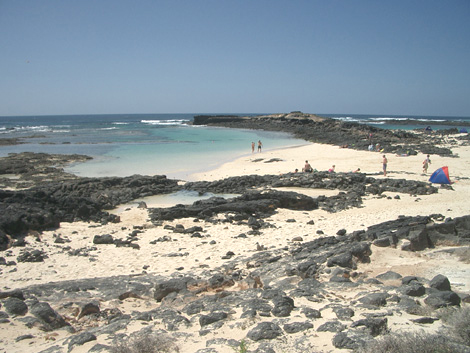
<box><xmin>199</xmin><ymin>312</ymin><xmax>228</xmax><ymax>327</ymax></box>
<box><xmin>429</xmin><ymin>274</ymin><xmax>452</xmax><ymax>291</ymax></box>
<box><xmin>93</xmin><ymin>234</ymin><xmax>114</xmax><ymax>245</ymax></box>
<box><xmin>424</xmin><ymin>290</ymin><xmax>461</xmax><ymax>308</ymax></box>
<box><xmin>0</xmin><ymin>213</ymin><xmax>467</xmax><ymax>351</ymax></box>
<box><xmin>3</xmin><ymin>297</ymin><xmax>28</xmax><ymax>316</ymax></box>
<box><xmin>17</xmin><ymin>249</ymin><xmax>47</xmax><ymax>263</ymax></box>
<box><xmin>247</xmin><ymin>322</ymin><xmax>283</xmax><ymax>341</ymax></box>
<box><xmin>154</xmin><ymin>278</ymin><xmax>194</xmax><ymax>302</ymax></box>
<box><xmin>192</xmin><ymin>115</ymin><xmax>455</xmax><ymax>156</ymax></box>
<box><xmin>149</xmin><ymin>190</ymin><xmax>318</xmax><ymax>222</ymax></box>
<box><xmin>29</xmin><ymin>302</ymin><xmax>69</xmax><ymax>331</ymax></box>
<box><xmin>0</xmin><ymin>174</ymin><xmax>180</xmax><ymax>237</ymax></box>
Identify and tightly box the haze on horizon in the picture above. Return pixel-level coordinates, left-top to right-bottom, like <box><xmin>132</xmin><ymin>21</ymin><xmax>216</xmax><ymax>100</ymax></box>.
<box><xmin>0</xmin><ymin>0</ymin><xmax>469</xmax><ymax>117</ymax></box>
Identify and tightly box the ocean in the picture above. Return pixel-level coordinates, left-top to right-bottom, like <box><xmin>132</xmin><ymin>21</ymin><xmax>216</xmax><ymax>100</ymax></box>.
<box><xmin>0</xmin><ymin>114</ymin><xmax>305</xmax><ymax>180</ymax></box>
<box><xmin>1</xmin><ymin>113</ymin><xmax>469</xmax><ymax>180</ymax></box>
<box><xmin>321</xmin><ymin>113</ymin><xmax>470</xmax><ymax>131</ymax></box>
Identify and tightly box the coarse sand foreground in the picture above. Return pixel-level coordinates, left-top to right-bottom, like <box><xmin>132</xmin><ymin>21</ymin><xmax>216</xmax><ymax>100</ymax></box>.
<box><xmin>1</xmin><ymin>141</ymin><xmax>470</xmax><ymax>353</ymax></box>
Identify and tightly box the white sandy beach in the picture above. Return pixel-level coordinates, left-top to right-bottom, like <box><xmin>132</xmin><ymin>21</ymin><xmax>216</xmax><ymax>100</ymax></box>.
<box><xmin>1</xmin><ymin>139</ymin><xmax>470</xmax><ymax>353</ymax></box>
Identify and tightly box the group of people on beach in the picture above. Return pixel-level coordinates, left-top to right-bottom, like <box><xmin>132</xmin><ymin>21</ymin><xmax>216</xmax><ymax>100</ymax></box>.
<box><xmin>251</xmin><ymin>140</ymin><xmax>262</xmax><ymax>153</ymax></box>
<box><xmin>297</xmin><ymin>157</ymin><xmax>384</xmax><ymax>176</ymax></box>
<box><xmin>251</xmin><ymin>139</ymin><xmax>431</xmax><ymax>178</ymax></box>
<box><xmin>300</xmin><ymin>161</ymin><xmax>344</xmax><ymax>174</ymax></box>
<box><xmin>292</xmin><ymin>152</ymin><xmax>430</xmax><ymax>178</ymax></box>
<box><xmin>369</xmin><ymin>143</ymin><xmax>384</xmax><ymax>152</ymax></box>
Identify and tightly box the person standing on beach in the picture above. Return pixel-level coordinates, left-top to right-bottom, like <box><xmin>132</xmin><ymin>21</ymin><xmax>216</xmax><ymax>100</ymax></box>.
<box><xmin>382</xmin><ymin>155</ymin><xmax>388</xmax><ymax>176</ymax></box>
<box><xmin>423</xmin><ymin>154</ymin><xmax>431</xmax><ymax>173</ymax></box>
<box><xmin>251</xmin><ymin>142</ymin><xmax>255</xmax><ymax>153</ymax></box>
<box><xmin>257</xmin><ymin>140</ymin><xmax>262</xmax><ymax>152</ymax></box>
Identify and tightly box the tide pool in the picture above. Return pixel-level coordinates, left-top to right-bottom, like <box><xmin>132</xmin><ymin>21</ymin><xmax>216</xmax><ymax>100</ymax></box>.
<box><xmin>112</xmin><ymin>189</ymin><xmax>240</xmax><ymax>213</ymax></box>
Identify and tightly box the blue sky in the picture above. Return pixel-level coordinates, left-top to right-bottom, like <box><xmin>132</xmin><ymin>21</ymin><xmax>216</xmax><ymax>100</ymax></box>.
<box><xmin>0</xmin><ymin>0</ymin><xmax>469</xmax><ymax>117</ymax></box>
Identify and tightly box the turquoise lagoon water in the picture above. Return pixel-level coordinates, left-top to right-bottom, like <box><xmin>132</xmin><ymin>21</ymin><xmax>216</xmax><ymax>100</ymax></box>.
<box><xmin>68</xmin><ymin>125</ymin><xmax>304</xmax><ymax>180</ymax></box>
<box><xmin>0</xmin><ymin>114</ymin><xmax>306</xmax><ymax>180</ymax></box>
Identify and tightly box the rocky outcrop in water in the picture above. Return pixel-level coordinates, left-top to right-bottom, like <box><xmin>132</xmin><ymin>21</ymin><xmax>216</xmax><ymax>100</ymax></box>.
<box><xmin>0</xmin><ymin>152</ymin><xmax>91</xmax><ymax>189</ymax></box>
<box><xmin>193</xmin><ymin>114</ymin><xmax>457</xmax><ymax>156</ymax></box>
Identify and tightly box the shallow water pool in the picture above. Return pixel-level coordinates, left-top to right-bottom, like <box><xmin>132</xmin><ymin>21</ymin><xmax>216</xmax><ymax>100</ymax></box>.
<box><xmin>113</xmin><ymin>189</ymin><xmax>240</xmax><ymax>213</ymax></box>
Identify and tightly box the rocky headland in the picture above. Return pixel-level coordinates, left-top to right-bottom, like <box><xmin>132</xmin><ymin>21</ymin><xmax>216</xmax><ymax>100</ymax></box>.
<box><xmin>193</xmin><ymin>112</ymin><xmax>466</xmax><ymax>156</ymax></box>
